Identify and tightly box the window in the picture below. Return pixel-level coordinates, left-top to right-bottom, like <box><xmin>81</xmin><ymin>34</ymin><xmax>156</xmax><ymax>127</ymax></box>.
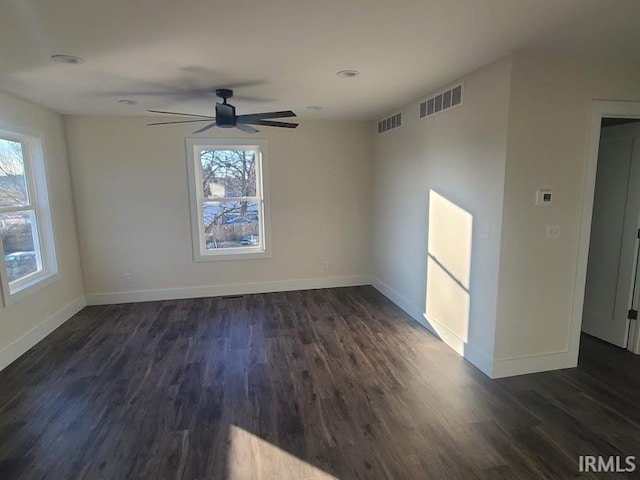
<box><xmin>0</xmin><ymin>131</ymin><xmax>57</xmax><ymax>304</ymax></box>
<box><xmin>186</xmin><ymin>138</ymin><xmax>269</xmax><ymax>261</ymax></box>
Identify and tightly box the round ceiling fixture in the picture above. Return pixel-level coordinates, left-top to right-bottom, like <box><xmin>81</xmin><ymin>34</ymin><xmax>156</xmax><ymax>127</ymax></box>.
<box><xmin>336</xmin><ymin>70</ymin><xmax>359</xmax><ymax>78</ymax></box>
<box><xmin>117</xmin><ymin>99</ymin><xmax>138</xmax><ymax>105</ymax></box>
<box><xmin>50</xmin><ymin>54</ymin><xmax>84</xmax><ymax>64</ymax></box>
<box><xmin>306</xmin><ymin>105</ymin><xmax>323</xmax><ymax>111</ymax></box>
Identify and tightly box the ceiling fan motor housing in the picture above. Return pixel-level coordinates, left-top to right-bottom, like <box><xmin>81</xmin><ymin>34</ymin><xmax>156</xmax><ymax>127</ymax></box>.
<box><xmin>215</xmin><ymin>102</ymin><xmax>236</xmax><ymax>127</ymax></box>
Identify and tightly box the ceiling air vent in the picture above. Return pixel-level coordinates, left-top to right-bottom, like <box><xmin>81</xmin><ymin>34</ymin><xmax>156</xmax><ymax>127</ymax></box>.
<box><xmin>377</xmin><ymin>112</ymin><xmax>402</xmax><ymax>134</ymax></box>
<box><xmin>419</xmin><ymin>84</ymin><xmax>463</xmax><ymax>119</ymax></box>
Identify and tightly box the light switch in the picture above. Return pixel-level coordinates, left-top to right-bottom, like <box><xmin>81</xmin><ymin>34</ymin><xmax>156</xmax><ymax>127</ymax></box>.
<box><xmin>546</xmin><ymin>224</ymin><xmax>560</xmax><ymax>240</ymax></box>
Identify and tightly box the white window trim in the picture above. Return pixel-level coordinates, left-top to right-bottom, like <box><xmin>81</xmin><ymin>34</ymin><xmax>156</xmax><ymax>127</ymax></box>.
<box><xmin>185</xmin><ymin>137</ymin><xmax>271</xmax><ymax>262</ymax></box>
<box><xmin>0</xmin><ymin>126</ymin><xmax>58</xmax><ymax>306</ymax></box>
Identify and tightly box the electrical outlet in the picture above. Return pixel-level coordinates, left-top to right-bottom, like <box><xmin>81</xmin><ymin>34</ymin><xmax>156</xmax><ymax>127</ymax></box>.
<box><xmin>322</xmin><ymin>260</ymin><xmax>329</xmax><ymax>273</ymax></box>
<box><xmin>124</xmin><ymin>272</ymin><xmax>132</xmax><ymax>283</ymax></box>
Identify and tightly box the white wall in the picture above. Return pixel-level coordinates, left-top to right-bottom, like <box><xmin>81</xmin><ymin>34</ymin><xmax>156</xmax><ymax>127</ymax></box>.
<box><xmin>494</xmin><ymin>53</ymin><xmax>640</xmax><ymax>375</ymax></box>
<box><xmin>65</xmin><ymin>117</ymin><xmax>372</xmax><ymax>303</ymax></box>
<box><xmin>0</xmin><ymin>92</ymin><xmax>85</xmax><ymax>370</ymax></box>
<box><xmin>371</xmin><ymin>57</ymin><xmax>512</xmax><ymax>375</ymax></box>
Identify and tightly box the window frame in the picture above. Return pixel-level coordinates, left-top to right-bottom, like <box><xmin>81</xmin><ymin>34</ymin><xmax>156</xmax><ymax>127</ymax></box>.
<box><xmin>185</xmin><ymin>137</ymin><xmax>271</xmax><ymax>262</ymax></box>
<box><xmin>0</xmin><ymin>127</ymin><xmax>58</xmax><ymax>305</ymax></box>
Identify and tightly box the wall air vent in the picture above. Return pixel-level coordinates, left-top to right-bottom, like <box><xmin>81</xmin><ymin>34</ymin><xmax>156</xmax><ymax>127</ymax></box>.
<box><xmin>377</xmin><ymin>112</ymin><xmax>402</xmax><ymax>134</ymax></box>
<box><xmin>419</xmin><ymin>84</ymin><xmax>463</xmax><ymax>119</ymax></box>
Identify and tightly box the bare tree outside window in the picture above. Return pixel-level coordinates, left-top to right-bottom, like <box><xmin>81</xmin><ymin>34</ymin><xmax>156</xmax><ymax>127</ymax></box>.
<box><xmin>200</xmin><ymin>149</ymin><xmax>260</xmax><ymax>249</ymax></box>
<box><xmin>186</xmin><ymin>138</ymin><xmax>267</xmax><ymax>260</ymax></box>
<box><xmin>0</xmin><ymin>139</ymin><xmax>40</xmax><ymax>282</ymax></box>
<box><xmin>0</xmin><ymin>140</ymin><xmax>28</xmax><ymax>207</ymax></box>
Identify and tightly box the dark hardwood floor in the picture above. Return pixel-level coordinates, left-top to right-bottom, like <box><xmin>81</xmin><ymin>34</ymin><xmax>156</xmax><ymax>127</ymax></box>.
<box><xmin>0</xmin><ymin>286</ymin><xmax>638</xmax><ymax>479</ymax></box>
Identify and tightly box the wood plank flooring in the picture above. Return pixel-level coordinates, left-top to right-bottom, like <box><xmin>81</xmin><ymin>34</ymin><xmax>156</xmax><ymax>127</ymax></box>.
<box><xmin>0</xmin><ymin>286</ymin><xmax>638</xmax><ymax>479</ymax></box>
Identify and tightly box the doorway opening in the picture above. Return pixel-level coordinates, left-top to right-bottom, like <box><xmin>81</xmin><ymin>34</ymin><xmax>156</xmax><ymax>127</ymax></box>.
<box><xmin>575</xmin><ymin>102</ymin><xmax>640</xmax><ymax>359</ymax></box>
<box><xmin>582</xmin><ymin>116</ymin><xmax>640</xmax><ymax>351</ymax></box>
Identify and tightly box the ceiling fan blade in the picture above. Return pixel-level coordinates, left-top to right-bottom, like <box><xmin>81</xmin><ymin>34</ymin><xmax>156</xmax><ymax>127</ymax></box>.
<box><xmin>236</xmin><ymin>124</ymin><xmax>259</xmax><ymax>134</ymax></box>
<box><xmin>148</xmin><ymin>109</ymin><xmax>216</xmax><ymax>119</ymax></box>
<box><xmin>147</xmin><ymin>119</ymin><xmax>214</xmax><ymax>126</ymax></box>
<box><xmin>242</xmin><ymin>120</ymin><xmax>299</xmax><ymax>128</ymax></box>
<box><xmin>236</xmin><ymin>110</ymin><xmax>297</xmax><ymax>121</ymax></box>
<box><xmin>193</xmin><ymin>121</ymin><xmax>218</xmax><ymax>134</ymax></box>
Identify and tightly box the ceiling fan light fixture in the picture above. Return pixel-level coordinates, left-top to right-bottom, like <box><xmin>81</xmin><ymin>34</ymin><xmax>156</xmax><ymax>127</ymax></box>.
<box><xmin>50</xmin><ymin>54</ymin><xmax>84</xmax><ymax>64</ymax></box>
<box><xmin>336</xmin><ymin>70</ymin><xmax>359</xmax><ymax>78</ymax></box>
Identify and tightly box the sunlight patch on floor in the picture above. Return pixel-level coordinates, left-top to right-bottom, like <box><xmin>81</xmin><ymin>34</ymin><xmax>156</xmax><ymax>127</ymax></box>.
<box><xmin>227</xmin><ymin>425</ymin><xmax>338</xmax><ymax>480</ymax></box>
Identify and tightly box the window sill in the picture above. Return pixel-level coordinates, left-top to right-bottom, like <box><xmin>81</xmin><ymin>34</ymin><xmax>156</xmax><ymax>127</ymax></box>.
<box><xmin>3</xmin><ymin>270</ymin><xmax>60</xmax><ymax>306</ymax></box>
<box><xmin>194</xmin><ymin>248</ymin><xmax>272</xmax><ymax>262</ymax></box>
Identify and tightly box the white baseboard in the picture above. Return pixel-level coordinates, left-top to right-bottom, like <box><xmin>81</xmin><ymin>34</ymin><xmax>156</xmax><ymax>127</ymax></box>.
<box><xmin>3</xmin><ymin>279</ymin><xmax>575</xmax><ymax>379</ymax></box>
<box><xmin>371</xmin><ymin>277</ymin><xmax>425</xmax><ymax>324</ymax></box>
<box><xmin>423</xmin><ymin>313</ymin><xmax>494</xmax><ymax>377</ymax></box>
<box><xmin>371</xmin><ymin>277</ymin><xmax>493</xmax><ymax>377</ymax></box>
<box><xmin>0</xmin><ymin>295</ymin><xmax>87</xmax><ymax>371</ymax></box>
<box><xmin>371</xmin><ymin>277</ymin><xmax>580</xmax><ymax>378</ymax></box>
<box><xmin>86</xmin><ymin>275</ymin><xmax>372</xmax><ymax>306</ymax></box>
<box><xmin>491</xmin><ymin>350</ymin><xmax>577</xmax><ymax>378</ymax></box>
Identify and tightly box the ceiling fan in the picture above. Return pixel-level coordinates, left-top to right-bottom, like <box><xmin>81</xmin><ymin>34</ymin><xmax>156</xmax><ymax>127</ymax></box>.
<box><xmin>147</xmin><ymin>89</ymin><xmax>298</xmax><ymax>134</ymax></box>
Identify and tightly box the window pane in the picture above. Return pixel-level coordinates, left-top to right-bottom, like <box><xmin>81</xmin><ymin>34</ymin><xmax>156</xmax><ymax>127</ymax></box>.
<box><xmin>1</xmin><ymin>210</ymin><xmax>41</xmax><ymax>282</ymax></box>
<box><xmin>0</xmin><ymin>139</ymin><xmax>28</xmax><ymax>207</ymax></box>
<box><xmin>200</xmin><ymin>149</ymin><xmax>257</xmax><ymax>199</ymax></box>
<box><xmin>202</xmin><ymin>201</ymin><xmax>260</xmax><ymax>250</ymax></box>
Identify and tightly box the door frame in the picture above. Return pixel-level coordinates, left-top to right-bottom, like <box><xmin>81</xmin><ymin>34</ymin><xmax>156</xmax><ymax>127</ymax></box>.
<box><xmin>572</xmin><ymin>100</ymin><xmax>640</xmax><ymax>356</ymax></box>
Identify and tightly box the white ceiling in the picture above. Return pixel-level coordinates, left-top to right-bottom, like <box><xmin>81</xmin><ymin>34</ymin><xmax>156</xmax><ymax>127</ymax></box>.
<box><xmin>0</xmin><ymin>0</ymin><xmax>638</xmax><ymax>120</ymax></box>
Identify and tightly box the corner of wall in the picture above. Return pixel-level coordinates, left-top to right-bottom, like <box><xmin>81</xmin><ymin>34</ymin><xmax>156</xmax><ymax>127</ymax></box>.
<box><xmin>0</xmin><ymin>92</ymin><xmax>87</xmax><ymax>373</ymax></box>
<box><xmin>0</xmin><ymin>295</ymin><xmax>86</xmax><ymax>371</ymax></box>
<box><xmin>370</xmin><ymin>55</ymin><xmax>518</xmax><ymax>379</ymax></box>
<box><xmin>491</xmin><ymin>54</ymin><xmax>517</xmax><ymax>362</ymax></box>
<box><xmin>371</xmin><ymin>277</ymin><xmax>494</xmax><ymax>378</ymax></box>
